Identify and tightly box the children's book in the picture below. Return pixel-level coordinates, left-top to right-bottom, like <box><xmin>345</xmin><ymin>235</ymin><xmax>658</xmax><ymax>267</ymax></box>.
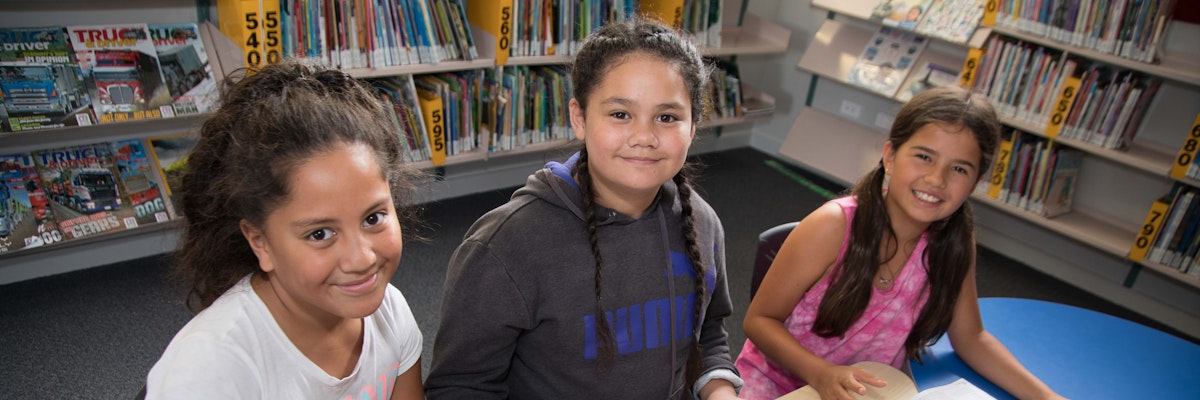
<box><xmin>0</xmin><ymin>152</ymin><xmax>66</xmax><ymax>254</ymax></box>
<box><xmin>870</xmin><ymin>0</ymin><xmax>935</xmax><ymax>30</ymax></box>
<box><xmin>146</xmin><ymin>132</ymin><xmax>199</xmax><ymax>218</ymax></box>
<box><xmin>0</xmin><ymin>26</ymin><xmax>94</xmax><ymax>132</ymax></box>
<box><xmin>849</xmin><ymin>26</ymin><xmax>929</xmax><ymax>97</ymax></box>
<box><xmin>896</xmin><ymin>61</ymin><xmax>960</xmax><ymax>102</ymax></box>
<box><xmin>778</xmin><ymin>361</ymin><xmax>996</xmax><ymax>400</ymax></box>
<box><xmin>148</xmin><ymin>23</ymin><xmax>218</xmax><ymax>116</ymax></box>
<box><xmin>913</xmin><ymin>0</ymin><xmax>985</xmax><ymax>44</ymax></box>
<box><xmin>67</xmin><ymin>23</ymin><xmax>174</xmax><ymax>123</ymax></box>
<box><xmin>1040</xmin><ymin>148</ymin><xmax>1085</xmax><ymax>218</ymax></box>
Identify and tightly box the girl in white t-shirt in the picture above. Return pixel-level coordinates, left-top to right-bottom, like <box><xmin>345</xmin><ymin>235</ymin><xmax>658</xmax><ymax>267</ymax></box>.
<box><xmin>147</xmin><ymin>61</ymin><xmax>426</xmax><ymax>399</ymax></box>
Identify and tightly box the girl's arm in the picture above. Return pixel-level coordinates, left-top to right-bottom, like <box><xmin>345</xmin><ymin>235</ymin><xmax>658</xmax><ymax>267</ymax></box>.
<box><xmin>699</xmin><ymin>378</ymin><xmax>740</xmax><ymax>400</ymax></box>
<box><xmin>390</xmin><ymin>360</ymin><xmax>423</xmax><ymax>399</ymax></box>
<box><xmin>743</xmin><ymin>202</ymin><xmax>887</xmax><ymax>399</ymax></box>
<box><xmin>946</xmin><ymin>247</ymin><xmax>1066</xmax><ymax>400</ymax></box>
<box><xmin>694</xmin><ymin>208</ymin><xmax>743</xmax><ymax>400</ymax></box>
<box><xmin>425</xmin><ymin>240</ymin><xmax>526</xmax><ymax>399</ymax></box>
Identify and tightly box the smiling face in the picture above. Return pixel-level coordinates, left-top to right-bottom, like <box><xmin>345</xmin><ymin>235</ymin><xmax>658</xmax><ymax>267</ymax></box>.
<box><xmin>882</xmin><ymin>122</ymin><xmax>983</xmax><ymax>234</ymax></box>
<box><xmin>242</xmin><ymin>142</ymin><xmax>402</xmax><ymax>323</ymax></box>
<box><xmin>570</xmin><ymin>52</ymin><xmax>696</xmax><ymax>216</ymax></box>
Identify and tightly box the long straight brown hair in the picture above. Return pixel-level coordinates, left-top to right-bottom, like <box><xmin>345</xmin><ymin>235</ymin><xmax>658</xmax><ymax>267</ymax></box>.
<box><xmin>812</xmin><ymin>86</ymin><xmax>1000</xmax><ymax>362</ymax></box>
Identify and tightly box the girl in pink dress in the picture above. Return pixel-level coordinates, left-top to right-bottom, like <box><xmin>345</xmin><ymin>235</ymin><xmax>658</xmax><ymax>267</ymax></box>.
<box><xmin>736</xmin><ymin>86</ymin><xmax>1065</xmax><ymax>400</ymax></box>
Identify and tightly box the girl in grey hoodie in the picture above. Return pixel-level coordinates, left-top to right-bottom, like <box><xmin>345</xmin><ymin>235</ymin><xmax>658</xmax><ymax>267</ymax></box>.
<box><xmin>427</xmin><ymin>17</ymin><xmax>742</xmax><ymax>400</ymax></box>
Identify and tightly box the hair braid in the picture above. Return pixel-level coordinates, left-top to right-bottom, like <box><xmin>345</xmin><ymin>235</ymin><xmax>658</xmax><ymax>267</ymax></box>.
<box><xmin>577</xmin><ymin>148</ymin><xmax>615</xmax><ymax>366</ymax></box>
<box><xmin>673</xmin><ymin>171</ymin><xmax>707</xmax><ymax>385</ymax></box>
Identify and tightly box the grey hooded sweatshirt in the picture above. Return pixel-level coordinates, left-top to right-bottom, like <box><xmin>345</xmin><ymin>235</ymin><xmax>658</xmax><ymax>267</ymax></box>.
<box><xmin>426</xmin><ymin>153</ymin><xmax>739</xmax><ymax>399</ymax></box>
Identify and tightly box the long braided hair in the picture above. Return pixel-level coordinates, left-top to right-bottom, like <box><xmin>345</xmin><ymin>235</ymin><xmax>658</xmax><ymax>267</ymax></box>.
<box><xmin>175</xmin><ymin>61</ymin><xmax>424</xmax><ymax>311</ymax></box>
<box><xmin>812</xmin><ymin>86</ymin><xmax>1000</xmax><ymax>362</ymax></box>
<box><xmin>569</xmin><ymin>17</ymin><xmax>713</xmax><ymax>388</ymax></box>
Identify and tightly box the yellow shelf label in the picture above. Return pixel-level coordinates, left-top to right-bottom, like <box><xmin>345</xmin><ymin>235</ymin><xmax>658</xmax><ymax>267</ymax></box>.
<box><xmin>1169</xmin><ymin>112</ymin><xmax>1200</xmax><ymax>180</ymax></box>
<box><xmin>959</xmin><ymin>48</ymin><xmax>985</xmax><ymax>89</ymax></box>
<box><xmin>982</xmin><ymin>0</ymin><xmax>999</xmax><ymax>27</ymax></box>
<box><xmin>218</xmin><ymin>0</ymin><xmax>282</xmax><ymax>69</ymax></box>
<box><xmin>416</xmin><ymin>89</ymin><xmax>447</xmax><ymax>166</ymax></box>
<box><xmin>1044</xmin><ymin>76</ymin><xmax>1082</xmax><ymax>139</ymax></box>
<box><xmin>988</xmin><ymin>135</ymin><xmax>1015</xmax><ymax>198</ymax></box>
<box><xmin>1129</xmin><ymin>197</ymin><xmax>1172</xmax><ymax>262</ymax></box>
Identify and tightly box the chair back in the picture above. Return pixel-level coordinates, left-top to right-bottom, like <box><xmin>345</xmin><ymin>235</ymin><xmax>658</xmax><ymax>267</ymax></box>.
<box><xmin>750</xmin><ymin>221</ymin><xmax>799</xmax><ymax>300</ymax></box>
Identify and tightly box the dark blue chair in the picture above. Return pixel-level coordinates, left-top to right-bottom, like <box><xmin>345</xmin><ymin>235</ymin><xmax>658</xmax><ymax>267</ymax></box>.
<box><xmin>750</xmin><ymin>221</ymin><xmax>800</xmax><ymax>301</ymax></box>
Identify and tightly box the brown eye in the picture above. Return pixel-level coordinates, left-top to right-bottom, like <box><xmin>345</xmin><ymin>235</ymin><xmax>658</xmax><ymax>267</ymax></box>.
<box><xmin>363</xmin><ymin>211</ymin><xmax>386</xmax><ymax>227</ymax></box>
<box><xmin>308</xmin><ymin>228</ymin><xmax>334</xmax><ymax>241</ymax></box>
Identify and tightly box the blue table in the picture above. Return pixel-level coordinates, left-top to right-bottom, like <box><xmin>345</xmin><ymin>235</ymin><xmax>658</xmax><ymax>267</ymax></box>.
<box><xmin>909</xmin><ymin>297</ymin><xmax>1200</xmax><ymax>399</ymax></box>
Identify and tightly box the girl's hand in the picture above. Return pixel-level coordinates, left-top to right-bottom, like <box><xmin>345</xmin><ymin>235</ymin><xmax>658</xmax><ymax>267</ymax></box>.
<box><xmin>811</xmin><ymin>364</ymin><xmax>887</xmax><ymax>400</ymax></box>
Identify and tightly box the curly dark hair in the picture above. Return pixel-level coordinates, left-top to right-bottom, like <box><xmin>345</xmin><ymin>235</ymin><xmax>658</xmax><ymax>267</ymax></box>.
<box><xmin>175</xmin><ymin>61</ymin><xmax>424</xmax><ymax>311</ymax></box>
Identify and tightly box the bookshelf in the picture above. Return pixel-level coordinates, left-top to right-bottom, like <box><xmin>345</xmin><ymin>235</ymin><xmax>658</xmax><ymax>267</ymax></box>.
<box><xmin>780</xmin><ymin>0</ymin><xmax>1200</xmax><ymax>339</ymax></box>
<box><xmin>0</xmin><ymin>0</ymin><xmax>791</xmax><ymax>284</ymax></box>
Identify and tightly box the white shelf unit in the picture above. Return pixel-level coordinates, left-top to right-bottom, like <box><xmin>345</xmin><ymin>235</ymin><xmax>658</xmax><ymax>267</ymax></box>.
<box><xmin>0</xmin><ymin>0</ymin><xmax>791</xmax><ymax>284</ymax></box>
<box><xmin>780</xmin><ymin>0</ymin><xmax>1200</xmax><ymax>339</ymax></box>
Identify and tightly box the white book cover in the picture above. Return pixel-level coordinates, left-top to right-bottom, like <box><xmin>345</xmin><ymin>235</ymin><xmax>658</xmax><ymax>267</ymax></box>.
<box><xmin>849</xmin><ymin>26</ymin><xmax>929</xmax><ymax>97</ymax></box>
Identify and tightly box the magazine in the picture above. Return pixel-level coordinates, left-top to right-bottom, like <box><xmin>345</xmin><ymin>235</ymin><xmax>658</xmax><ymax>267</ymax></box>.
<box><xmin>0</xmin><ymin>26</ymin><xmax>94</xmax><ymax>132</ymax></box>
<box><xmin>149</xmin><ymin>23</ymin><xmax>218</xmax><ymax>116</ymax></box>
<box><xmin>0</xmin><ymin>152</ymin><xmax>66</xmax><ymax>253</ymax></box>
<box><xmin>67</xmin><ymin>23</ymin><xmax>174</xmax><ymax>123</ymax></box>
<box><xmin>146</xmin><ymin>132</ymin><xmax>199</xmax><ymax>217</ymax></box>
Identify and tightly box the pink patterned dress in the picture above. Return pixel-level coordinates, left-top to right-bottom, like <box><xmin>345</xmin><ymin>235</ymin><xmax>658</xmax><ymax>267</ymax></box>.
<box><xmin>735</xmin><ymin>197</ymin><xmax>931</xmax><ymax>400</ymax></box>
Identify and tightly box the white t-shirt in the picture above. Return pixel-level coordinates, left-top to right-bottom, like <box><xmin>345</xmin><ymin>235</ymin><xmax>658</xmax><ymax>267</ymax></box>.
<box><xmin>146</xmin><ymin>275</ymin><xmax>422</xmax><ymax>399</ymax></box>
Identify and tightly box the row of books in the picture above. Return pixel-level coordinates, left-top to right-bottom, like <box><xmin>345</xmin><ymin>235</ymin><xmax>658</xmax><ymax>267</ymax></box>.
<box><xmin>705</xmin><ymin>58</ymin><xmax>744</xmax><ymax>121</ymax></box>
<box><xmin>0</xmin><ymin>24</ymin><xmax>219</xmax><ymax>133</ymax></box>
<box><xmin>260</xmin><ymin>0</ymin><xmax>724</xmax><ymax>70</ymax></box>
<box><xmin>367</xmin><ymin>58</ymin><xmax>745</xmax><ymax>165</ymax></box>
<box><xmin>991</xmin><ymin>0</ymin><xmax>1177</xmax><ymax>63</ymax></box>
<box><xmin>0</xmin><ymin>134</ymin><xmax>197</xmax><ymax>255</ymax></box>
<box><xmin>969</xmin><ymin>34</ymin><xmax>1161</xmax><ymax>150</ymax></box>
<box><xmin>1133</xmin><ymin>183</ymin><xmax>1200</xmax><ymax>279</ymax></box>
<box><xmin>273</xmin><ymin>0</ymin><xmax>479</xmax><ymax>69</ymax></box>
<box><xmin>981</xmin><ymin>129</ymin><xmax>1085</xmax><ymax>218</ymax></box>
<box><xmin>492</xmin><ymin>0</ymin><xmax>723</xmax><ymax>58</ymax></box>
<box><xmin>868</xmin><ymin>0</ymin><xmax>985</xmax><ymax>43</ymax></box>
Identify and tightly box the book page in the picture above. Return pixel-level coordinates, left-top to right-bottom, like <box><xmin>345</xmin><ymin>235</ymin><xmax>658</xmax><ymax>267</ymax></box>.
<box><xmin>912</xmin><ymin>378</ymin><xmax>996</xmax><ymax>400</ymax></box>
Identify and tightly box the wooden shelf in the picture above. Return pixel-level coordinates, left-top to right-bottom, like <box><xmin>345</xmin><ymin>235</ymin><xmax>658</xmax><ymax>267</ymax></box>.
<box><xmin>703</xmin><ymin>14</ymin><xmax>791</xmax><ymax>56</ymax></box>
<box><xmin>999</xmin><ymin>116</ymin><xmax>1178</xmax><ymax>179</ymax></box>
<box><xmin>344</xmin><ymin>58</ymin><xmax>497</xmax><ymax>78</ymax></box>
<box><xmin>779</xmin><ymin>106</ymin><xmax>885</xmax><ymax>185</ymax></box>
<box><xmin>0</xmin><ymin>114</ymin><xmax>207</xmax><ymax>152</ymax></box>
<box><xmin>506</xmin><ymin>55</ymin><xmax>573</xmax><ymax>66</ymax></box>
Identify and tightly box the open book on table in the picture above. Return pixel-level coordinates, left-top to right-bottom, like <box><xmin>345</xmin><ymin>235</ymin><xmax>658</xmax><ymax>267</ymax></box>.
<box><xmin>776</xmin><ymin>361</ymin><xmax>995</xmax><ymax>400</ymax></box>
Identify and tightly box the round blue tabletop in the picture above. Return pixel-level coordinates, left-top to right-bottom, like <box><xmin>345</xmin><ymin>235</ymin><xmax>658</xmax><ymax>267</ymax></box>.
<box><xmin>909</xmin><ymin>297</ymin><xmax>1200</xmax><ymax>399</ymax></box>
